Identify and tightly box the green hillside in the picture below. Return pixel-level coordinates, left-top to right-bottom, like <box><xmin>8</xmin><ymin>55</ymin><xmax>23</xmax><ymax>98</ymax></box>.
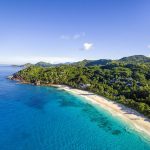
<box><xmin>12</xmin><ymin>56</ymin><xmax>150</xmax><ymax>118</ymax></box>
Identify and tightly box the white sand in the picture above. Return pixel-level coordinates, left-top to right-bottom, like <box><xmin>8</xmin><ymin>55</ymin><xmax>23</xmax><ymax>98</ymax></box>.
<box><xmin>52</xmin><ymin>84</ymin><xmax>150</xmax><ymax>139</ymax></box>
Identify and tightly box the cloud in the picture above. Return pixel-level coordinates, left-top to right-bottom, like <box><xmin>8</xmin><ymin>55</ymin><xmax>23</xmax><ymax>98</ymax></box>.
<box><xmin>147</xmin><ymin>45</ymin><xmax>150</xmax><ymax>49</ymax></box>
<box><xmin>73</xmin><ymin>32</ymin><xmax>86</xmax><ymax>39</ymax></box>
<box><xmin>73</xmin><ymin>34</ymin><xmax>81</xmax><ymax>39</ymax></box>
<box><xmin>60</xmin><ymin>35</ymin><xmax>70</xmax><ymax>40</ymax></box>
<box><xmin>82</xmin><ymin>42</ymin><xmax>94</xmax><ymax>51</ymax></box>
<box><xmin>60</xmin><ymin>32</ymin><xmax>85</xmax><ymax>40</ymax></box>
<box><xmin>0</xmin><ymin>56</ymin><xmax>79</xmax><ymax>65</ymax></box>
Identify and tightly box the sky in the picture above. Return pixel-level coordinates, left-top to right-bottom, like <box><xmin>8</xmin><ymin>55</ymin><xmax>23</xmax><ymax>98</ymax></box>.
<box><xmin>0</xmin><ymin>0</ymin><xmax>150</xmax><ymax>64</ymax></box>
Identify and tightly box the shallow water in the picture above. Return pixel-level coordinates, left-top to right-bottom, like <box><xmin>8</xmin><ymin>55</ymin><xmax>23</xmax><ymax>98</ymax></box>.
<box><xmin>0</xmin><ymin>66</ymin><xmax>150</xmax><ymax>150</ymax></box>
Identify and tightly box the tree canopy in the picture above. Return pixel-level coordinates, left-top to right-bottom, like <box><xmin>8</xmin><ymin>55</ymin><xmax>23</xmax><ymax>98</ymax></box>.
<box><xmin>13</xmin><ymin>56</ymin><xmax>150</xmax><ymax>118</ymax></box>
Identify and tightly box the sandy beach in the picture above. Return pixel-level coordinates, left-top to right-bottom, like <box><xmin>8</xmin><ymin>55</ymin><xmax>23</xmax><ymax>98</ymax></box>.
<box><xmin>52</xmin><ymin>84</ymin><xmax>150</xmax><ymax>139</ymax></box>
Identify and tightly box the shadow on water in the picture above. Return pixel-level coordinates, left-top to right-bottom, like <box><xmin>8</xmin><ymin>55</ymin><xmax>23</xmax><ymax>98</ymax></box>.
<box><xmin>58</xmin><ymin>98</ymin><xmax>82</xmax><ymax>107</ymax></box>
<box><xmin>58</xmin><ymin>95</ymin><xmax>122</xmax><ymax>136</ymax></box>
<box><xmin>25</xmin><ymin>96</ymin><xmax>49</xmax><ymax>110</ymax></box>
<box><xmin>82</xmin><ymin>103</ymin><xmax>122</xmax><ymax>135</ymax></box>
<box><xmin>112</xmin><ymin>130</ymin><xmax>122</xmax><ymax>135</ymax></box>
<box><xmin>58</xmin><ymin>93</ymin><xmax>83</xmax><ymax>108</ymax></box>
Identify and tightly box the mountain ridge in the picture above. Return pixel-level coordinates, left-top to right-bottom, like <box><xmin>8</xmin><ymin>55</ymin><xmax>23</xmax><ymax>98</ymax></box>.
<box><xmin>13</xmin><ymin>55</ymin><xmax>150</xmax><ymax>67</ymax></box>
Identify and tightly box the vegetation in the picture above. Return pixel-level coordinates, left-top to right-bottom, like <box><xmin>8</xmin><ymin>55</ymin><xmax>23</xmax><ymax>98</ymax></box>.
<box><xmin>71</xmin><ymin>55</ymin><xmax>150</xmax><ymax>67</ymax></box>
<box><xmin>35</xmin><ymin>62</ymin><xmax>53</xmax><ymax>67</ymax></box>
<box><xmin>119</xmin><ymin>55</ymin><xmax>150</xmax><ymax>63</ymax></box>
<box><xmin>13</xmin><ymin>55</ymin><xmax>150</xmax><ymax>118</ymax></box>
<box><xmin>21</xmin><ymin>63</ymin><xmax>33</xmax><ymax>68</ymax></box>
<box><xmin>15</xmin><ymin>55</ymin><xmax>150</xmax><ymax>68</ymax></box>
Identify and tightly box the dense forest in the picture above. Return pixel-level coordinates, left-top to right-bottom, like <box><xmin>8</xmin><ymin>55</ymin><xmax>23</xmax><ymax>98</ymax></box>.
<box><xmin>12</xmin><ymin>55</ymin><xmax>150</xmax><ymax>118</ymax></box>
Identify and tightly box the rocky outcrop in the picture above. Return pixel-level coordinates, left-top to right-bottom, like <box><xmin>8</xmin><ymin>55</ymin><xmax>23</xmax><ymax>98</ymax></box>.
<box><xmin>7</xmin><ymin>73</ymin><xmax>24</xmax><ymax>82</ymax></box>
<box><xmin>34</xmin><ymin>81</ymin><xmax>41</xmax><ymax>86</ymax></box>
<box><xmin>7</xmin><ymin>75</ymin><xmax>13</xmax><ymax>80</ymax></box>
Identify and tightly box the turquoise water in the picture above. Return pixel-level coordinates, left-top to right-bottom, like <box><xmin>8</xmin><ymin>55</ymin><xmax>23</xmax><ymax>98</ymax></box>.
<box><xmin>0</xmin><ymin>66</ymin><xmax>150</xmax><ymax>150</ymax></box>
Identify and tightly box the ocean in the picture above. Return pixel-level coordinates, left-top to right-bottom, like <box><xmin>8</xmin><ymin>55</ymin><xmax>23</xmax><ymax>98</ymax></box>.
<box><xmin>0</xmin><ymin>66</ymin><xmax>150</xmax><ymax>150</ymax></box>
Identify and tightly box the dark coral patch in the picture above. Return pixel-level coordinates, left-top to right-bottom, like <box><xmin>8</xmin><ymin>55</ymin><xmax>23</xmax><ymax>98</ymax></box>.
<box><xmin>112</xmin><ymin>130</ymin><xmax>121</xmax><ymax>135</ymax></box>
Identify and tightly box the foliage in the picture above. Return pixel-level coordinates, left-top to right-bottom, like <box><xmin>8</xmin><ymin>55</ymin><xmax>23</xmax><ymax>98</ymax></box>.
<box><xmin>14</xmin><ymin>56</ymin><xmax>150</xmax><ymax>118</ymax></box>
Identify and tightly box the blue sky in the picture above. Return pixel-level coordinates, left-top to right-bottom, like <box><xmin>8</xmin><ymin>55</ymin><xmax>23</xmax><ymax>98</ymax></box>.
<box><xmin>0</xmin><ymin>0</ymin><xmax>150</xmax><ymax>64</ymax></box>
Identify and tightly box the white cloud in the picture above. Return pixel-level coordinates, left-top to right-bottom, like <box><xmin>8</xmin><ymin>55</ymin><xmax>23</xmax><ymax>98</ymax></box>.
<box><xmin>60</xmin><ymin>35</ymin><xmax>70</xmax><ymax>40</ymax></box>
<box><xmin>0</xmin><ymin>56</ymin><xmax>79</xmax><ymax>65</ymax></box>
<box><xmin>82</xmin><ymin>42</ymin><xmax>94</xmax><ymax>51</ymax></box>
<box><xmin>60</xmin><ymin>32</ymin><xmax>85</xmax><ymax>40</ymax></box>
<box><xmin>73</xmin><ymin>34</ymin><xmax>81</xmax><ymax>39</ymax></box>
<box><xmin>147</xmin><ymin>45</ymin><xmax>150</xmax><ymax>49</ymax></box>
<box><xmin>73</xmin><ymin>32</ymin><xmax>86</xmax><ymax>39</ymax></box>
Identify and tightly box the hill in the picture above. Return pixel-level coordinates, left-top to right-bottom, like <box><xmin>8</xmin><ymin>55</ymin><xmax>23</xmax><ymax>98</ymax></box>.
<box><xmin>35</xmin><ymin>62</ymin><xmax>53</xmax><ymax>67</ymax></box>
<box><xmin>13</xmin><ymin>55</ymin><xmax>150</xmax><ymax>68</ymax></box>
<box><xmin>12</xmin><ymin>56</ymin><xmax>150</xmax><ymax>118</ymax></box>
<box><xmin>119</xmin><ymin>55</ymin><xmax>150</xmax><ymax>63</ymax></box>
<box><xmin>71</xmin><ymin>59</ymin><xmax>112</xmax><ymax>66</ymax></box>
<box><xmin>71</xmin><ymin>55</ymin><xmax>150</xmax><ymax>67</ymax></box>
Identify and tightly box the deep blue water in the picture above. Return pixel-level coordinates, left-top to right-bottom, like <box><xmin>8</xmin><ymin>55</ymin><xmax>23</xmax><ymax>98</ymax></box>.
<box><xmin>0</xmin><ymin>66</ymin><xmax>150</xmax><ymax>150</ymax></box>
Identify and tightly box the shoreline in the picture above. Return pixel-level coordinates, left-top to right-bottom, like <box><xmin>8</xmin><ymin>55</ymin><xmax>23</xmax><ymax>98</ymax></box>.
<box><xmin>51</xmin><ymin>84</ymin><xmax>150</xmax><ymax>140</ymax></box>
<box><xmin>11</xmin><ymin>77</ymin><xmax>150</xmax><ymax>140</ymax></box>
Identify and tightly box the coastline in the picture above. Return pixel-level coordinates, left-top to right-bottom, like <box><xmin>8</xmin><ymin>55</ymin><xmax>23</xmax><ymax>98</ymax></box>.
<box><xmin>11</xmin><ymin>76</ymin><xmax>150</xmax><ymax>140</ymax></box>
<box><xmin>51</xmin><ymin>84</ymin><xmax>150</xmax><ymax>140</ymax></box>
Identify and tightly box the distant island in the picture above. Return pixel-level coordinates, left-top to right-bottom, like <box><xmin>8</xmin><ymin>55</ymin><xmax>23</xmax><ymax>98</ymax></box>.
<box><xmin>12</xmin><ymin>61</ymin><xmax>71</xmax><ymax>68</ymax></box>
<box><xmin>11</xmin><ymin>55</ymin><xmax>150</xmax><ymax>118</ymax></box>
